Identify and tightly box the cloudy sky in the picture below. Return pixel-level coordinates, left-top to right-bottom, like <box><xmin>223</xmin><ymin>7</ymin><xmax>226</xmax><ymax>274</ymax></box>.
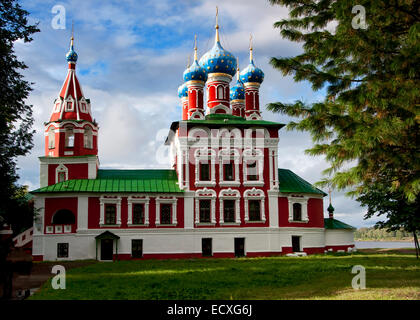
<box><xmin>14</xmin><ymin>0</ymin><xmax>380</xmax><ymax>228</ymax></box>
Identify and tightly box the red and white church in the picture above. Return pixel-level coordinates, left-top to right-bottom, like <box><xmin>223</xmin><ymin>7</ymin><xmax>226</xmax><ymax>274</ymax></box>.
<box><xmin>31</xmin><ymin>20</ymin><xmax>355</xmax><ymax>261</ymax></box>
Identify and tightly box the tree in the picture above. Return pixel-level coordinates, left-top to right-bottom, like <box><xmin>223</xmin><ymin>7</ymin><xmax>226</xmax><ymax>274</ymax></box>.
<box><xmin>357</xmin><ymin>185</ymin><xmax>420</xmax><ymax>258</ymax></box>
<box><xmin>267</xmin><ymin>0</ymin><xmax>419</xmax><ymax>200</ymax></box>
<box><xmin>0</xmin><ymin>0</ymin><xmax>39</xmax><ymax>294</ymax></box>
<box><xmin>267</xmin><ymin>0</ymin><xmax>419</xmax><ymax>243</ymax></box>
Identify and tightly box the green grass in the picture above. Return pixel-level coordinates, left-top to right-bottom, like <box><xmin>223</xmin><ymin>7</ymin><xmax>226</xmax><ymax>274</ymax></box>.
<box><xmin>30</xmin><ymin>251</ymin><xmax>420</xmax><ymax>300</ymax></box>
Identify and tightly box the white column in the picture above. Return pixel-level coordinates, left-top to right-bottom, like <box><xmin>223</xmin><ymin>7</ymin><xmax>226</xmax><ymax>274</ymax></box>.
<box><xmin>172</xmin><ymin>202</ymin><xmax>177</xmax><ymax>224</ymax></box>
<box><xmin>235</xmin><ymin>199</ymin><xmax>241</xmax><ymax>223</ymax></box>
<box><xmin>268</xmin><ymin>190</ymin><xmax>279</xmax><ymax>228</ymax></box>
<box><xmin>155</xmin><ymin>201</ymin><xmax>160</xmax><ymax>225</ymax></box>
<box><xmin>127</xmin><ymin>202</ymin><xmax>132</xmax><ymax>225</ymax></box>
<box><xmin>99</xmin><ymin>202</ymin><xmax>104</xmax><ymax>225</ymax></box>
<box><xmin>211</xmin><ymin>199</ymin><xmax>216</xmax><ymax>223</ymax></box>
<box><xmin>77</xmin><ymin>196</ymin><xmax>89</xmax><ymax>231</ymax></box>
<box><xmin>116</xmin><ymin>199</ymin><xmax>121</xmax><ymax>225</ymax></box>
<box><xmin>184</xmin><ymin>192</ymin><xmax>194</xmax><ymax>228</ymax></box>
<box><xmin>145</xmin><ymin>202</ymin><xmax>150</xmax><ymax>225</ymax></box>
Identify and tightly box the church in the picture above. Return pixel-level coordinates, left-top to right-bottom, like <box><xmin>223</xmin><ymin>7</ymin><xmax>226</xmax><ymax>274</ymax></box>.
<box><xmin>30</xmin><ymin>16</ymin><xmax>355</xmax><ymax>261</ymax></box>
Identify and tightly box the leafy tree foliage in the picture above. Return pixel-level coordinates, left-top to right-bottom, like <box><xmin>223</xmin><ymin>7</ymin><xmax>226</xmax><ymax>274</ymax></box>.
<box><xmin>357</xmin><ymin>185</ymin><xmax>420</xmax><ymax>257</ymax></box>
<box><xmin>0</xmin><ymin>0</ymin><xmax>39</xmax><ymax>261</ymax></box>
<box><xmin>267</xmin><ymin>0</ymin><xmax>419</xmax><ymax>203</ymax></box>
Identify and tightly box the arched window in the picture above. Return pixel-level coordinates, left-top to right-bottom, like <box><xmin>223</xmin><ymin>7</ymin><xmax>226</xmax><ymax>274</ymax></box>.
<box><xmin>293</xmin><ymin>203</ymin><xmax>302</xmax><ymax>221</ymax></box>
<box><xmin>84</xmin><ymin>127</ymin><xmax>93</xmax><ymax>149</ymax></box>
<box><xmin>48</xmin><ymin>128</ymin><xmax>55</xmax><ymax>149</ymax></box>
<box><xmin>52</xmin><ymin>209</ymin><xmax>75</xmax><ymax>225</ymax></box>
<box><xmin>65</xmin><ymin>126</ymin><xmax>74</xmax><ymax>147</ymax></box>
<box><xmin>217</xmin><ymin>86</ymin><xmax>224</xmax><ymax>99</ymax></box>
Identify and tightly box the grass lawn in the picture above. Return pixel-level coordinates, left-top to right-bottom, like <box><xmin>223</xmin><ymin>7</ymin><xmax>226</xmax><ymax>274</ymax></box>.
<box><xmin>30</xmin><ymin>249</ymin><xmax>420</xmax><ymax>300</ymax></box>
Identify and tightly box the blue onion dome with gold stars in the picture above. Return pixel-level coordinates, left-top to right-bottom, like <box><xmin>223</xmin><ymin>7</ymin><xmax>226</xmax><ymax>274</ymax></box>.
<box><xmin>199</xmin><ymin>41</ymin><xmax>237</xmax><ymax>77</ymax></box>
<box><xmin>178</xmin><ymin>83</ymin><xmax>188</xmax><ymax>98</ymax></box>
<box><xmin>230</xmin><ymin>78</ymin><xmax>245</xmax><ymax>100</ymax></box>
<box><xmin>66</xmin><ymin>36</ymin><xmax>78</xmax><ymax>63</ymax></box>
<box><xmin>240</xmin><ymin>59</ymin><xmax>264</xmax><ymax>84</ymax></box>
<box><xmin>183</xmin><ymin>60</ymin><xmax>207</xmax><ymax>82</ymax></box>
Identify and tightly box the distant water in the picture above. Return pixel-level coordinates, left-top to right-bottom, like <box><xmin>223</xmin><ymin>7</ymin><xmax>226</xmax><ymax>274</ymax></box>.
<box><xmin>355</xmin><ymin>241</ymin><xmax>415</xmax><ymax>249</ymax></box>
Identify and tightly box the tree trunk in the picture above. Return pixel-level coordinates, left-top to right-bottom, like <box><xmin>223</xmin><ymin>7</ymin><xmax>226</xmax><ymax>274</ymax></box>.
<box><xmin>413</xmin><ymin>231</ymin><xmax>419</xmax><ymax>259</ymax></box>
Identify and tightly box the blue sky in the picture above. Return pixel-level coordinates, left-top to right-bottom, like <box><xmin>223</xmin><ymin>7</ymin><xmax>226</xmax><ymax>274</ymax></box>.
<box><xmin>14</xmin><ymin>0</ymin><xmax>380</xmax><ymax>228</ymax></box>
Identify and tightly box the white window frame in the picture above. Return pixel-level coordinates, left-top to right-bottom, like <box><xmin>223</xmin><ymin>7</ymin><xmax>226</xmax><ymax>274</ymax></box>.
<box><xmin>84</xmin><ymin>126</ymin><xmax>93</xmax><ymax>149</ymax></box>
<box><xmin>48</xmin><ymin>127</ymin><xmax>55</xmax><ymax>149</ymax></box>
<box><xmin>195</xmin><ymin>148</ymin><xmax>216</xmax><ymax>187</ymax></box>
<box><xmin>65</xmin><ymin>97</ymin><xmax>74</xmax><ymax>112</ymax></box>
<box><xmin>65</xmin><ymin>126</ymin><xmax>75</xmax><ymax>148</ymax></box>
<box><xmin>195</xmin><ymin>188</ymin><xmax>216</xmax><ymax>225</ymax></box>
<box><xmin>127</xmin><ymin>196</ymin><xmax>149</xmax><ymax>226</ymax></box>
<box><xmin>99</xmin><ymin>196</ymin><xmax>122</xmax><ymax>226</ymax></box>
<box><xmin>219</xmin><ymin>148</ymin><xmax>240</xmax><ymax>187</ymax></box>
<box><xmin>155</xmin><ymin>196</ymin><xmax>177</xmax><ymax>226</ymax></box>
<box><xmin>55</xmin><ymin>164</ymin><xmax>68</xmax><ymax>184</ymax></box>
<box><xmin>244</xmin><ymin>188</ymin><xmax>266</xmax><ymax>223</ymax></box>
<box><xmin>288</xmin><ymin>195</ymin><xmax>309</xmax><ymax>223</ymax></box>
<box><xmin>243</xmin><ymin>148</ymin><xmax>264</xmax><ymax>186</ymax></box>
<box><xmin>219</xmin><ymin>188</ymin><xmax>241</xmax><ymax>225</ymax></box>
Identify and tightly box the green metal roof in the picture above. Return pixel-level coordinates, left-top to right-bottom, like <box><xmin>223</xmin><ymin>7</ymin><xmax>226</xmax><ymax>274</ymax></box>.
<box><xmin>324</xmin><ymin>218</ymin><xmax>356</xmax><ymax>230</ymax></box>
<box><xmin>32</xmin><ymin>168</ymin><xmax>326</xmax><ymax>196</ymax></box>
<box><xmin>31</xmin><ymin>169</ymin><xmax>183</xmax><ymax>194</ymax></box>
<box><xmin>185</xmin><ymin>113</ymin><xmax>285</xmax><ymax>127</ymax></box>
<box><xmin>278</xmin><ymin>169</ymin><xmax>327</xmax><ymax>196</ymax></box>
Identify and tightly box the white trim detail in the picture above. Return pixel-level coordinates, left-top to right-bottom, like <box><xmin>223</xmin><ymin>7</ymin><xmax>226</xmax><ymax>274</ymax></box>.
<box><xmin>244</xmin><ymin>188</ymin><xmax>266</xmax><ymax>222</ymax></box>
<box><xmin>127</xmin><ymin>196</ymin><xmax>150</xmax><ymax>226</ymax></box>
<box><xmin>195</xmin><ymin>188</ymin><xmax>216</xmax><ymax>224</ymax></box>
<box><xmin>209</xmin><ymin>103</ymin><xmax>232</xmax><ymax>115</ymax></box>
<box><xmin>155</xmin><ymin>196</ymin><xmax>178</xmax><ymax>226</ymax></box>
<box><xmin>194</xmin><ymin>148</ymin><xmax>216</xmax><ymax>187</ymax></box>
<box><xmin>55</xmin><ymin>164</ymin><xmax>68</xmax><ymax>184</ymax></box>
<box><xmin>218</xmin><ymin>148</ymin><xmax>240</xmax><ymax>187</ymax></box>
<box><xmin>99</xmin><ymin>196</ymin><xmax>122</xmax><ymax>226</ymax></box>
<box><xmin>243</xmin><ymin>148</ymin><xmax>264</xmax><ymax>186</ymax></box>
<box><xmin>287</xmin><ymin>195</ymin><xmax>309</xmax><ymax>223</ymax></box>
<box><xmin>219</xmin><ymin>188</ymin><xmax>241</xmax><ymax>224</ymax></box>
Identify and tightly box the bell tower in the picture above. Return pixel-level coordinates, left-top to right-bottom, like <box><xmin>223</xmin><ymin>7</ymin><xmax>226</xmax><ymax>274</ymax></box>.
<box><xmin>39</xmin><ymin>35</ymin><xmax>99</xmax><ymax>187</ymax></box>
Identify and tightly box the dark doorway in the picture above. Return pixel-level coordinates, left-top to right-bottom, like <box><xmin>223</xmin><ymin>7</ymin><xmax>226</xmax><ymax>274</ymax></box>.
<box><xmin>202</xmin><ymin>238</ymin><xmax>212</xmax><ymax>257</ymax></box>
<box><xmin>292</xmin><ymin>236</ymin><xmax>301</xmax><ymax>252</ymax></box>
<box><xmin>234</xmin><ymin>238</ymin><xmax>245</xmax><ymax>257</ymax></box>
<box><xmin>132</xmin><ymin>239</ymin><xmax>143</xmax><ymax>258</ymax></box>
<box><xmin>101</xmin><ymin>239</ymin><xmax>113</xmax><ymax>260</ymax></box>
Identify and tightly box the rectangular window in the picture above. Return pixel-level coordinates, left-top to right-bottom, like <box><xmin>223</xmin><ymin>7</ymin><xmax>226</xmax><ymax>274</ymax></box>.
<box><xmin>249</xmin><ymin>200</ymin><xmax>261</xmax><ymax>221</ymax></box>
<box><xmin>132</xmin><ymin>204</ymin><xmax>144</xmax><ymax>225</ymax></box>
<box><xmin>223</xmin><ymin>200</ymin><xmax>235</xmax><ymax>223</ymax></box>
<box><xmin>105</xmin><ymin>204</ymin><xmax>116</xmax><ymax>225</ymax></box>
<box><xmin>246</xmin><ymin>161</ymin><xmax>258</xmax><ymax>181</ymax></box>
<box><xmin>293</xmin><ymin>203</ymin><xmax>302</xmax><ymax>221</ymax></box>
<box><xmin>160</xmin><ymin>204</ymin><xmax>172</xmax><ymax>225</ymax></box>
<box><xmin>65</xmin><ymin>101</ymin><xmax>73</xmax><ymax>112</ymax></box>
<box><xmin>202</xmin><ymin>238</ymin><xmax>212</xmax><ymax>257</ymax></box>
<box><xmin>131</xmin><ymin>239</ymin><xmax>143</xmax><ymax>258</ymax></box>
<box><xmin>199</xmin><ymin>200</ymin><xmax>211</xmax><ymax>223</ymax></box>
<box><xmin>223</xmin><ymin>162</ymin><xmax>234</xmax><ymax>181</ymax></box>
<box><xmin>58</xmin><ymin>172</ymin><xmax>66</xmax><ymax>183</ymax></box>
<box><xmin>57</xmin><ymin>243</ymin><xmax>69</xmax><ymax>258</ymax></box>
<box><xmin>200</xmin><ymin>163</ymin><xmax>210</xmax><ymax>181</ymax></box>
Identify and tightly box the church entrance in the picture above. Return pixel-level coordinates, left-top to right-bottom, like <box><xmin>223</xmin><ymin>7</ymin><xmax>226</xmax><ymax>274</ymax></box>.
<box><xmin>101</xmin><ymin>239</ymin><xmax>113</xmax><ymax>261</ymax></box>
<box><xmin>234</xmin><ymin>238</ymin><xmax>245</xmax><ymax>257</ymax></box>
<box><xmin>95</xmin><ymin>231</ymin><xmax>120</xmax><ymax>261</ymax></box>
